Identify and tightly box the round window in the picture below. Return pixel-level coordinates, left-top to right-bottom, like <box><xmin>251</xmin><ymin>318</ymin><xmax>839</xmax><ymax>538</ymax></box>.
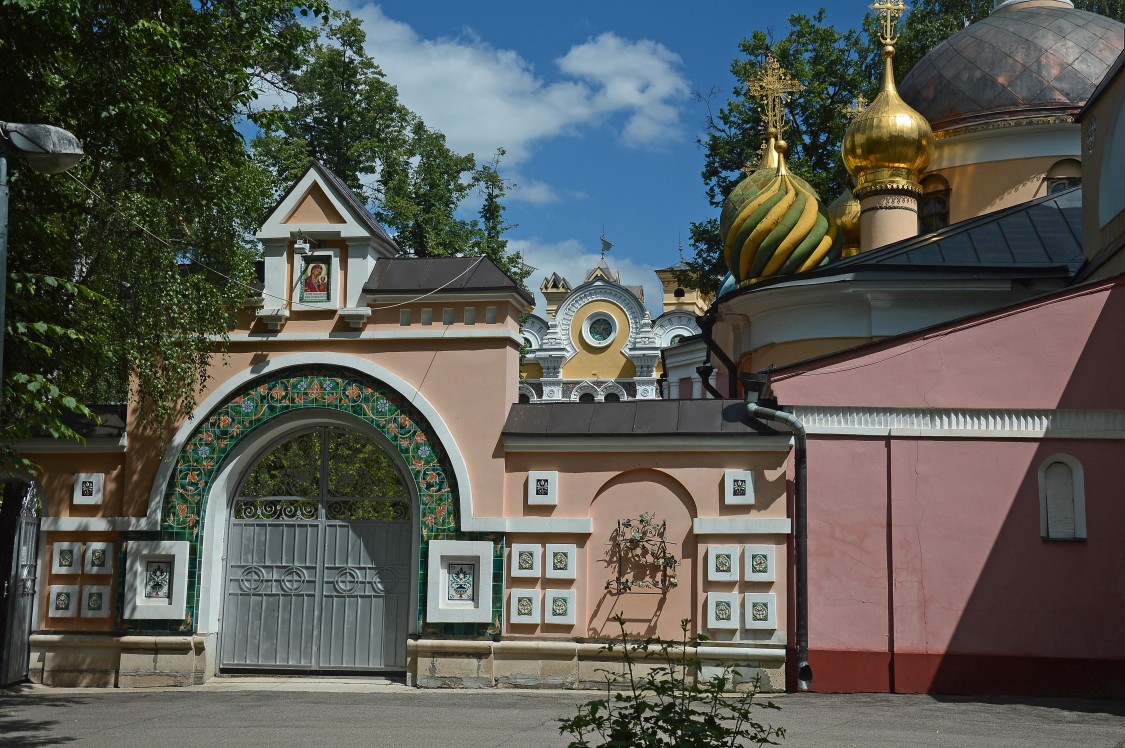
<box><xmin>581</xmin><ymin>312</ymin><xmax>618</xmax><ymax>348</ymax></box>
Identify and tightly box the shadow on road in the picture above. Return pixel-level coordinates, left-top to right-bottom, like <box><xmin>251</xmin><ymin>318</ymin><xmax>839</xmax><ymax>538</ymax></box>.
<box><xmin>0</xmin><ymin>686</ymin><xmax>83</xmax><ymax>746</ymax></box>
<box><xmin>932</xmin><ymin>693</ymin><xmax>1125</xmax><ymax>718</ymax></box>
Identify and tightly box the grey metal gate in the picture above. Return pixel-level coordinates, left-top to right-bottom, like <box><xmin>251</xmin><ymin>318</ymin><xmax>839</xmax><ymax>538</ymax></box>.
<box><xmin>220</xmin><ymin>427</ymin><xmax>412</xmax><ymax>672</ymax></box>
<box><xmin>2</xmin><ymin>483</ymin><xmax>40</xmax><ymax>686</ymax></box>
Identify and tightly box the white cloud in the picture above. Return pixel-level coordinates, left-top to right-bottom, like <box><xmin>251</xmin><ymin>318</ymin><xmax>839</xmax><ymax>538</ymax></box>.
<box><xmin>343</xmin><ymin>4</ymin><xmax>690</xmax><ymax>165</ymax></box>
<box><xmin>510</xmin><ymin>238</ymin><xmax>664</xmax><ymax>318</ymax></box>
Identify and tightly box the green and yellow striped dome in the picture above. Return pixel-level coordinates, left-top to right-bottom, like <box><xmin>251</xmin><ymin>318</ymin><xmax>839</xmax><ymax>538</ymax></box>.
<box><xmin>722</xmin><ymin>141</ymin><xmax>843</xmax><ymax>286</ymax></box>
<box><xmin>720</xmin><ymin>129</ymin><xmax>814</xmax><ymax>244</ymax></box>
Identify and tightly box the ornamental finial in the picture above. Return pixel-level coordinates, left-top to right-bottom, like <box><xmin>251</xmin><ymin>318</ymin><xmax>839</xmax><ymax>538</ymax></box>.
<box><xmin>870</xmin><ymin>0</ymin><xmax>907</xmax><ymax>46</ymax></box>
<box><xmin>842</xmin><ymin>95</ymin><xmax>869</xmax><ymax>120</ymax></box>
<box><xmin>746</xmin><ymin>54</ymin><xmax>803</xmax><ymax>137</ymax></box>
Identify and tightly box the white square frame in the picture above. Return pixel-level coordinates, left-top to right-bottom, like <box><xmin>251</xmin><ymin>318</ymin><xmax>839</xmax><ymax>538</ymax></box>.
<box><xmin>509</xmin><ymin>589</ymin><xmax>541</xmax><ymax>625</ymax></box>
<box><xmin>510</xmin><ymin>543</ymin><xmax>542</xmax><ymax>578</ymax></box>
<box><xmin>744</xmin><ymin>545</ymin><xmax>776</xmax><ymax>583</ymax></box>
<box><xmin>73</xmin><ymin>472</ymin><xmax>104</xmax><ymax>505</ymax></box>
<box><xmin>744</xmin><ymin>593</ymin><xmax>777</xmax><ymax>630</ymax></box>
<box><xmin>51</xmin><ymin>542</ymin><xmax>83</xmax><ymax>575</ymax></box>
<box><xmin>544</xmin><ymin>544</ymin><xmax>577</xmax><ymax>580</ymax></box>
<box><xmin>82</xmin><ymin>585</ymin><xmax>112</xmax><ymax>618</ymax></box>
<box><xmin>706</xmin><ymin>591</ymin><xmax>740</xmax><ymax>630</ymax></box>
<box><xmin>707</xmin><ymin>545</ymin><xmax>740</xmax><ymax>582</ymax></box>
<box><xmin>426</xmin><ymin>540</ymin><xmax>494</xmax><ymax>623</ymax></box>
<box><xmin>544</xmin><ymin>588</ymin><xmax>576</xmax><ymax>625</ymax></box>
<box><xmin>48</xmin><ymin>584</ymin><xmax>80</xmax><ymax>618</ymax></box>
<box><xmin>527</xmin><ymin>470</ymin><xmax>559</xmax><ymax>506</ymax></box>
<box><xmin>125</xmin><ymin>540</ymin><xmax>189</xmax><ymax>620</ymax></box>
<box><xmin>724</xmin><ymin>469</ymin><xmax>756</xmax><ymax>506</ymax></box>
<box><xmin>84</xmin><ymin>542</ymin><xmax>114</xmax><ymax>575</ymax></box>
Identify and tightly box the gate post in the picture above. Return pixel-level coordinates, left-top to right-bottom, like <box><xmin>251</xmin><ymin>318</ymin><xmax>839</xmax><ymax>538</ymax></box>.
<box><xmin>1</xmin><ymin>480</ymin><xmax>39</xmax><ymax>686</ymax></box>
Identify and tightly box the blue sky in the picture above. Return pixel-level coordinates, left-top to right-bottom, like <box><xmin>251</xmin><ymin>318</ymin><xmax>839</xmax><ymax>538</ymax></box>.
<box><xmin>337</xmin><ymin>1</ymin><xmax>877</xmax><ymax>313</ymax></box>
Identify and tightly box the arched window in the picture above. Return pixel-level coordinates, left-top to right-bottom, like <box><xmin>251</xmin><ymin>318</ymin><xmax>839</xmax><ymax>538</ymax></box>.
<box><xmin>518</xmin><ymin>393</ymin><xmax>531</xmax><ymax>404</ymax></box>
<box><xmin>578</xmin><ymin>393</ymin><xmax>596</xmax><ymax>403</ymax></box>
<box><xmin>1037</xmin><ymin>454</ymin><xmax>1086</xmax><ymax>541</ymax></box>
<box><xmin>603</xmin><ymin>393</ymin><xmax>621</xmax><ymax>403</ymax></box>
<box><xmin>918</xmin><ymin>174</ymin><xmax>950</xmax><ymax>233</ymax></box>
<box><xmin>1046</xmin><ymin>158</ymin><xmax>1081</xmax><ymax>195</ymax></box>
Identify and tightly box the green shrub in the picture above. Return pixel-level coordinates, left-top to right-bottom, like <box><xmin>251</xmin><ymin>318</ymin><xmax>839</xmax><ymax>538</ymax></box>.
<box><xmin>558</xmin><ymin>615</ymin><xmax>785</xmax><ymax>747</ymax></box>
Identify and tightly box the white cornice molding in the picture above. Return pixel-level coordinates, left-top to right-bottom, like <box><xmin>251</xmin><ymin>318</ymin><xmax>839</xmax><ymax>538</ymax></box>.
<box><xmin>929</xmin><ymin>121</ymin><xmax>1079</xmax><ymax>170</ymax></box>
<box><xmin>503</xmin><ymin>435</ymin><xmax>793</xmax><ymax>453</ymax></box>
<box><xmin>791</xmin><ymin>406</ymin><xmax>1125</xmax><ymax>439</ymax></box>
<box><xmin>218</xmin><ymin>329</ymin><xmax>522</xmax><ymax>344</ymax></box>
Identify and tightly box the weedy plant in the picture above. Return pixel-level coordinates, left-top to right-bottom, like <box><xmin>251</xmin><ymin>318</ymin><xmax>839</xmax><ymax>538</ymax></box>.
<box><xmin>558</xmin><ymin>614</ymin><xmax>785</xmax><ymax>747</ymax></box>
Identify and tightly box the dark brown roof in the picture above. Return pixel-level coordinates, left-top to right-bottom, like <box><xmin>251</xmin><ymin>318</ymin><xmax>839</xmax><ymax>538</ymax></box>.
<box><xmin>502</xmin><ymin>400</ymin><xmax>778</xmax><ymax>437</ymax></box>
<box><xmin>58</xmin><ymin>405</ymin><xmax>128</xmax><ymax>439</ymax></box>
<box><xmin>365</xmin><ymin>256</ymin><xmax>534</xmax><ymax>304</ymax></box>
<box><xmin>900</xmin><ymin>6</ymin><xmax>1125</xmax><ymax>131</ymax></box>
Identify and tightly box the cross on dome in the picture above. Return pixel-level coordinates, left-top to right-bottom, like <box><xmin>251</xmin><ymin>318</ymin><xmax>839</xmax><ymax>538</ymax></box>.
<box><xmin>871</xmin><ymin>0</ymin><xmax>907</xmax><ymax>45</ymax></box>
<box><xmin>745</xmin><ymin>54</ymin><xmax>803</xmax><ymax>137</ymax></box>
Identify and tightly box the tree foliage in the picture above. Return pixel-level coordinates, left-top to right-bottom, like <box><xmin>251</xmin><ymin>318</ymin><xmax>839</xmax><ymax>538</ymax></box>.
<box><xmin>0</xmin><ymin>0</ymin><xmax>329</xmax><ymax>467</ymax></box>
<box><xmin>682</xmin><ymin>0</ymin><xmax>1123</xmax><ymax>292</ymax></box>
<box><xmin>251</xmin><ymin>13</ymin><xmax>526</xmax><ymax>281</ymax></box>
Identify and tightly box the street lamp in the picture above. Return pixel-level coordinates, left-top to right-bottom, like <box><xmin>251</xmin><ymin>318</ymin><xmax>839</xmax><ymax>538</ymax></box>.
<box><xmin>0</xmin><ymin>122</ymin><xmax>84</xmax><ymax>416</ymax></box>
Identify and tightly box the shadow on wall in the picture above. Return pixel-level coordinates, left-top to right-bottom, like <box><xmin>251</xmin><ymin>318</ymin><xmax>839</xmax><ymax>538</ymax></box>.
<box><xmin>585</xmin><ymin>469</ymin><xmax>696</xmax><ymax>641</ymax></box>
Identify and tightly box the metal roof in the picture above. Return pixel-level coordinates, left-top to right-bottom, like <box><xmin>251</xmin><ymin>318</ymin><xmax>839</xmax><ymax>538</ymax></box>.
<box><xmin>502</xmin><ymin>400</ymin><xmax>778</xmax><ymax>437</ymax></box>
<box><xmin>900</xmin><ymin>5</ymin><xmax>1124</xmax><ymax>131</ymax></box>
<box><xmin>365</xmin><ymin>256</ymin><xmax>534</xmax><ymax>304</ymax></box>
<box><xmin>738</xmin><ymin>186</ymin><xmax>1084</xmax><ymax>294</ymax></box>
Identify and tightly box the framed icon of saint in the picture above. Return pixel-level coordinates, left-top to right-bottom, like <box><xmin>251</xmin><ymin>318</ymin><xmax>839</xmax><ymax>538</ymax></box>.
<box><xmin>299</xmin><ymin>255</ymin><xmax>331</xmax><ymax>303</ymax></box>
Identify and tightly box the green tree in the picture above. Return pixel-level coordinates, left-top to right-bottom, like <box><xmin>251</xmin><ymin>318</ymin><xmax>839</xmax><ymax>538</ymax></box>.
<box><xmin>251</xmin><ymin>13</ymin><xmax>526</xmax><ymax>280</ymax></box>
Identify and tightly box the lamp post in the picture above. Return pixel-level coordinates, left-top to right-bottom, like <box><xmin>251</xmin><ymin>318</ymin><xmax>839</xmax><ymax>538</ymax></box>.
<box><xmin>0</xmin><ymin>122</ymin><xmax>84</xmax><ymax>415</ymax></box>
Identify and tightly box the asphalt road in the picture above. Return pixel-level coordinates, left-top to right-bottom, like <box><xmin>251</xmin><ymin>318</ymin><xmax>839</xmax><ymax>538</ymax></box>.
<box><xmin>2</xmin><ymin>679</ymin><xmax>1124</xmax><ymax>747</ymax></box>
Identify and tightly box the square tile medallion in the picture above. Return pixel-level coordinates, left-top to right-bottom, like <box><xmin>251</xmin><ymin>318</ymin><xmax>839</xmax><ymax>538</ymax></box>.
<box><xmin>706</xmin><ymin>592</ymin><xmax>740</xmax><ymax>630</ymax></box>
<box><xmin>544</xmin><ymin>544</ymin><xmax>577</xmax><ymax>580</ymax></box>
<box><xmin>446</xmin><ymin>562</ymin><xmax>476</xmax><ymax>602</ymax></box>
<box><xmin>84</xmin><ymin>543</ymin><xmax>114</xmax><ymax>575</ymax></box>
<box><xmin>72</xmin><ymin>472</ymin><xmax>104</xmax><ymax>505</ymax></box>
<box><xmin>723</xmin><ymin>470</ymin><xmax>755</xmax><ymax>506</ymax></box>
<box><xmin>510</xmin><ymin>543</ymin><xmax>542</xmax><ymax>578</ymax></box>
<box><xmin>544</xmin><ymin>588</ymin><xmax>576</xmax><ymax>625</ymax></box>
<box><xmin>707</xmin><ymin>545</ymin><xmax>740</xmax><ymax>582</ymax></box>
<box><xmin>82</xmin><ymin>585</ymin><xmax>112</xmax><ymax>618</ymax></box>
<box><xmin>145</xmin><ymin>561</ymin><xmax>172</xmax><ymax>599</ymax></box>
<box><xmin>744</xmin><ymin>545</ymin><xmax>776</xmax><ymax>583</ymax></box>
<box><xmin>509</xmin><ymin>589</ymin><xmax>541</xmax><ymax>625</ymax></box>
<box><xmin>51</xmin><ymin>542</ymin><xmax>83</xmax><ymax>575</ymax></box>
<box><xmin>527</xmin><ymin>470</ymin><xmax>559</xmax><ymax>506</ymax></box>
<box><xmin>48</xmin><ymin>584</ymin><xmax>79</xmax><ymax>618</ymax></box>
<box><xmin>744</xmin><ymin>593</ymin><xmax>777</xmax><ymax>630</ymax></box>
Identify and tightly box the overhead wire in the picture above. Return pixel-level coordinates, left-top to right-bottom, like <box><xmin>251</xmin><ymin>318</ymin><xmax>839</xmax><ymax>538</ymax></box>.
<box><xmin>63</xmin><ymin>171</ymin><xmax>490</xmax><ymax>313</ymax></box>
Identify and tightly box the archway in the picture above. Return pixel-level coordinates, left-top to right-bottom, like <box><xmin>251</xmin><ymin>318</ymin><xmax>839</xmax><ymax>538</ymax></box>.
<box><xmin>141</xmin><ymin>366</ymin><xmax>501</xmax><ymax>648</ymax></box>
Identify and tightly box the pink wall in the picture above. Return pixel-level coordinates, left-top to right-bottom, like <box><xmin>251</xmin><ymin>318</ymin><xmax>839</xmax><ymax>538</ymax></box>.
<box><xmin>773</xmin><ymin>279</ymin><xmax>1125</xmax><ymax>411</ymax></box>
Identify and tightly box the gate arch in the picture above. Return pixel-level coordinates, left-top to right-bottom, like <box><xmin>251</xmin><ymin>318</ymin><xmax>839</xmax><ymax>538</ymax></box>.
<box><xmin>143</xmin><ymin>365</ymin><xmax>500</xmax><ymax>640</ymax></box>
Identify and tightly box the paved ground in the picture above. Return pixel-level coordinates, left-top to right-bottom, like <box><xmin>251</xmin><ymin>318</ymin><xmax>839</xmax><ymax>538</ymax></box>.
<box><xmin>1</xmin><ymin>678</ymin><xmax>1124</xmax><ymax>747</ymax></box>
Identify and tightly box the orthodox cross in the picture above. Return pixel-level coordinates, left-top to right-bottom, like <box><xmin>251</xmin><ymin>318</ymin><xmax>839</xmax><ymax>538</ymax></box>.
<box><xmin>746</xmin><ymin>54</ymin><xmax>803</xmax><ymax>137</ymax></box>
<box><xmin>871</xmin><ymin>0</ymin><xmax>907</xmax><ymax>45</ymax></box>
<box><xmin>842</xmin><ymin>95</ymin><xmax>869</xmax><ymax>120</ymax></box>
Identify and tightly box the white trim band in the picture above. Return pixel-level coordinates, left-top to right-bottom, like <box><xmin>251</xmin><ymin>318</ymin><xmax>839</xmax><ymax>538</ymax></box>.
<box><xmin>219</xmin><ymin>329</ymin><xmax>522</xmax><ymax>343</ymax></box>
<box><xmin>792</xmin><ymin>406</ymin><xmax>1125</xmax><ymax>439</ymax></box>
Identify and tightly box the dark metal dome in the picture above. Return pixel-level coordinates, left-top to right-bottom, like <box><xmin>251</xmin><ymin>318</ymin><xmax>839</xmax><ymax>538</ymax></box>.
<box><xmin>899</xmin><ymin>4</ymin><xmax>1125</xmax><ymax>132</ymax></box>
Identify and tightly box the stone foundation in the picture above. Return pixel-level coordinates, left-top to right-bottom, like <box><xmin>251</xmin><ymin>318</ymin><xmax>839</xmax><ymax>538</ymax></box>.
<box><xmin>409</xmin><ymin>639</ymin><xmax>786</xmax><ymax>692</ymax></box>
<box><xmin>29</xmin><ymin>633</ymin><xmax>214</xmax><ymax>688</ymax></box>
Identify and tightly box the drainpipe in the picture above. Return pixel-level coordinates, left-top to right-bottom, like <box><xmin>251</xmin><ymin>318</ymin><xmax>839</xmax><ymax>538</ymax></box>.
<box><xmin>696</xmin><ymin>363</ymin><xmax>724</xmax><ymax>400</ymax></box>
<box><xmin>696</xmin><ymin>309</ymin><xmax>738</xmax><ymax>398</ymax></box>
<box><xmin>741</xmin><ymin>373</ymin><xmax>812</xmax><ymax>691</ymax></box>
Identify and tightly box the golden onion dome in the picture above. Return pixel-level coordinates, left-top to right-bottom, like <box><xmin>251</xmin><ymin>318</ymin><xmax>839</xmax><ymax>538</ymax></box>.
<box><xmin>841</xmin><ymin>45</ymin><xmax>934</xmax><ymax>199</ymax></box>
<box><xmin>828</xmin><ymin>185</ymin><xmax>861</xmax><ymax>256</ymax></box>
<box><xmin>722</xmin><ymin>141</ymin><xmax>843</xmax><ymax>286</ymax></box>
<box><xmin>720</xmin><ymin>129</ymin><xmax>814</xmax><ymax>243</ymax></box>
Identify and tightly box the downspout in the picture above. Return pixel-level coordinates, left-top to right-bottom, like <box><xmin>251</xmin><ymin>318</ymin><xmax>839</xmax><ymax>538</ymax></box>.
<box><xmin>741</xmin><ymin>373</ymin><xmax>812</xmax><ymax>691</ymax></box>
<box><xmin>697</xmin><ymin>309</ymin><xmax>738</xmax><ymax>398</ymax></box>
<box><xmin>696</xmin><ymin>363</ymin><xmax>724</xmax><ymax>400</ymax></box>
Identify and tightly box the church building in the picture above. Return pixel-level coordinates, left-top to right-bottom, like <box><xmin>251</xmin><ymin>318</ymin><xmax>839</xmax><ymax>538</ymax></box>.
<box><xmin>8</xmin><ymin>0</ymin><xmax>1125</xmax><ymax>698</ymax></box>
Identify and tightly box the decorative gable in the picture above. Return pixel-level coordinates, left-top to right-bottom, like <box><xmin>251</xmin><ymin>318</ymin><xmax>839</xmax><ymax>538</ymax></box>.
<box><xmin>254</xmin><ymin>161</ymin><xmax>399</xmax><ymax>330</ymax></box>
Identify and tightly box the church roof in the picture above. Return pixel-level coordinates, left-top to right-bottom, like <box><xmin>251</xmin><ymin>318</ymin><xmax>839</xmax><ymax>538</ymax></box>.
<box><xmin>502</xmin><ymin>399</ymin><xmax>778</xmax><ymax>437</ymax></box>
<box><xmin>899</xmin><ymin>5</ymin><xmax>1124</xmax><ymax>131</ymax></box>
<box><xmin>738</xmin><ymin>186</ymin><xmax>1084</xmax><ymax>291</ymax></box>
<box><xmin>365</xmin><ymin>256</ymin><xmax>534</xmax><ymax>303</ymax></box>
